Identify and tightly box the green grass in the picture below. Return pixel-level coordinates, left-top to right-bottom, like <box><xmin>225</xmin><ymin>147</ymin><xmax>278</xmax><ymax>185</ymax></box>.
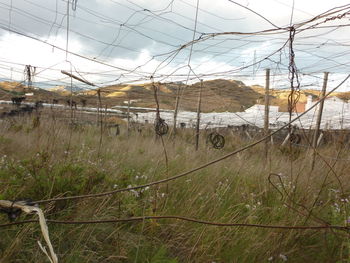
<box><xmin>0</xmin><ymin>114</ymin><xmax>350</xmax><ymax>262</ymax></box>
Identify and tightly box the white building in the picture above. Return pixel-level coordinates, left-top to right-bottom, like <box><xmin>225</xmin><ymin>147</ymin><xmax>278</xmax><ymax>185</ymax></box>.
<box><xmin>304</xmin><ymin>95</ymin><xmax>350</xmax><ymax>129</ymax></box>
<box><xmin>245</xmin><ymin>104</ymin><xmax>279</xmax><ymax>113</ymax></box>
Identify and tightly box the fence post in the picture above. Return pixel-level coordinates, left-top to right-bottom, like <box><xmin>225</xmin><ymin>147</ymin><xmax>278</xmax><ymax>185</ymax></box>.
<box><xmin>173</xmin><ymin>85</ymin><xmax>181</xmax><ymax>139</ymax></box>
<box><xmin>127</xmin><ymin>93</ymin><xmax>130</xmax><ymax>138</ymax></box>
<box><xmin>311</xmin><ymin>72</ymin><xmax>328</xmax><ymax>169</ymax></box>
<box><xmin>264</xmin><ymin>69</ymin><xmax>270</xmax><ymax>159</ymax></box>
<box><xmin>97</xmin><ymin>89</ymin><xmax>103</xmax><ymax>155</ymax></box>
<box><xmin>195</xmin><ymin>80</ymin><xmax>203</xmax><ymax>150</ymax></box>
<box><xmin>96</xmin><ymin>89</ymin><xmax>100</xmax><ymax>126</ymax></box>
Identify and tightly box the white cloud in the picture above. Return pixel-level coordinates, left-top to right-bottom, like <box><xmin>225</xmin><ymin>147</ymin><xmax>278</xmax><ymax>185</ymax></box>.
<box><xmin>0</xmin><ymin>0</ymin><xmax>349</xmax><ymax>91</ymax></box>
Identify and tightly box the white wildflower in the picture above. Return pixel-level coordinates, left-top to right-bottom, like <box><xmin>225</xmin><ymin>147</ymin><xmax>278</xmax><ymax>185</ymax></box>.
<box><xmin>279</xmin><ymin>254</ymin><xmax>288</xmax><ymax>261</ymax></box>
<box><xmin>334</xmin><ymin>203</ymin><xmax>341</xmax><ymax>213</ymax></box>
<box><xmin>340</xmin><ymin>198</ymin><xmax>349</xmax><ymax>203</ymax></box>
<box><xmin>130</xmin><ymin>189</ymin><xmax>139</xmax><ymax>198</ymax></box>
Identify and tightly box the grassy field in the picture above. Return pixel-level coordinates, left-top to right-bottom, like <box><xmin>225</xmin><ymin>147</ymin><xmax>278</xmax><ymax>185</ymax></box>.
<box><xmin>0</xmin><ymin>113</ymin><xmax>350</xmax><ymax>262</ymax></box>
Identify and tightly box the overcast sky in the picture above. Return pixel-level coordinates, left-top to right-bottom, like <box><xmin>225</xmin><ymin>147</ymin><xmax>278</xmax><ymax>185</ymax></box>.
<box><xmin>0</xmin><ymin>0</ymin><xmax>350</xmax><ymax>91</ymax></box>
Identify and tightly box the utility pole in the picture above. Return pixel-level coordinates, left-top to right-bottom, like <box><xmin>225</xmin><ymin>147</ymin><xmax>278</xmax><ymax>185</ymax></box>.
<box><xmin>195</xmin><ymin>80</ymin><xmax>203</xmax><ymax>150</ymax></box>
<box><xmin>264</xmin><ymin>69</ymin><xmax>270</xmax><ymax>159</ymax></box>
<box><xmin>311</xmin><ymin>72</ymin><xmax>328</xmax><ymax>169</ymax></box>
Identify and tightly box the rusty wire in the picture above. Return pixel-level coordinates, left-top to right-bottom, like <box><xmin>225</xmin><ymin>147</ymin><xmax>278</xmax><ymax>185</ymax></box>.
<box><xmin>29</xmin><ymin>73</ymin><xmax>350</xmax><ymax>205</ymax></box>
<box><xmin>287</xmin><ymin>26</ymin><xmax>301</xmax><ymax>128</ymax></box>
<box><xmin>24</xmin><ymin>64</ymin><xmax>36</xmax><ymax>87</ymax></box>
<box><xmin>0</xmin><ymin>216</ymin><xmax>348</xmax><ymax>231</ymax></box>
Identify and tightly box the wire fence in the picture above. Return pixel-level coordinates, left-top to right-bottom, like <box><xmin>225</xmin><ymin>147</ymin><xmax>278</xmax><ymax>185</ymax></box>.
<box><xmin>1</xmin><ymin>1</ymin><xmax>350</xmax><ymax>261</ymax></box>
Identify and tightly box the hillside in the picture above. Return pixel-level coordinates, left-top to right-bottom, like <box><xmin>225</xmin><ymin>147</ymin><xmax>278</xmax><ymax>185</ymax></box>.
<box><xmin>89</xmin><ymin>79</ymin><xmax>264</xmax><ymax>112</ymax></box>
<box><xmin>2</xmin><ymin>79</ymin><xmax>349</xmax><ymax>112</ymax></box>
<box><xmin>0</xmin><ymin>81</ymin><xmax>27</xmax><ymax>99</ymax></box>
<box><xmin>0</xmin><ymin>81</ymin><xmax>64</xmax><ymax>102</ymax></box>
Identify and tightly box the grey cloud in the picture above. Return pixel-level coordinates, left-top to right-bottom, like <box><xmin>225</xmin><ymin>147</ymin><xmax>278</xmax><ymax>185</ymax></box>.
<box><xmin>0</xmin><ymin>0</ymin><xmax>349</xmax><ymax>86</ymax></box>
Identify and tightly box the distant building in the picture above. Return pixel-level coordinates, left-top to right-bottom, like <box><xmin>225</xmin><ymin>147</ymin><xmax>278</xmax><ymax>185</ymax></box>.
<box><xmin>123</xmin><ymin>99</ymin><xmax>141</xmax><ymax>104</ymax></box>
<box><xmin>305</xmin><ymin>95</ymin><xmax>350</xmax><ymax>114</ymax></box>
<box><xmin>295</xmin><ymin>102</ymin><xmax>306</xmax><ymax>113</ymax></box>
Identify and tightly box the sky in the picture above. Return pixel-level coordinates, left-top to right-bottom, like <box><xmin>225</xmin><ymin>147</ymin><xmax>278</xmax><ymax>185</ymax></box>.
<box><xmin>0</xmin><ymin>0</ymin><xmax>350</xmax><ymax>91</ymax></box>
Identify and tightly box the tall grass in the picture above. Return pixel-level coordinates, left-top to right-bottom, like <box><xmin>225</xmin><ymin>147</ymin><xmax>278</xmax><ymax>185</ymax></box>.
<box><xmin>0</xmin><ymin>113</ymin><xmax>350</xmax><ymax>262</ymax></box>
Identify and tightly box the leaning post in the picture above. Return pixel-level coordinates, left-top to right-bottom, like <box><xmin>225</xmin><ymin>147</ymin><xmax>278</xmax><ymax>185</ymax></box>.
<box><xmin>195</xmin><ymin>80</ymin><xmax>203</xmax><ymax>150</ymax></box>
<box><xmin>311</xmin><ymin>72</ymin><xmax>328</xmax><ymax>169</ymax></box>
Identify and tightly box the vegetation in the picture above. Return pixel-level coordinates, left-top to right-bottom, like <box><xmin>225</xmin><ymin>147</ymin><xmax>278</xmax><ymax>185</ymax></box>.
<box><xmin>0</xmin><ymin>114</ymin><xmax>350</xmax><ymax>262</ymax></box>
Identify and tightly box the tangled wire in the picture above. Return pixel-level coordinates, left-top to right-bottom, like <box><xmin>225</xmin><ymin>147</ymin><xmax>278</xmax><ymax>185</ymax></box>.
<box><xmin>72</xmin><ymin>0</ymin><xmax>78</xmax><ymax>11</ymax></box>
<box><xmin>155</xmin><ymin>118</ymin><xmax>169</xmax><ymax>136</ymax></box>
<box><xmin>24</xmin><ymin>65</ymin><xmax>36</xmax><ymax>87</ymax></box>
<box><xmin>289</xmin><ymin>133</ymin><xmax>301</xmax><ymax>144</ymax></box>
<box><xmin>287</xmin><ymin>27</ymin><xmax>301</xmax><ymax>128</ymax></box>
<box><xmin>207</xmin><ymin>132</ymin><xmax>225</xmax><ymax>149</ymax></box>
<box><xmin>0</xmin><ymin>199</ymin><xmax>36</xmax><ymax>221</ymax></box>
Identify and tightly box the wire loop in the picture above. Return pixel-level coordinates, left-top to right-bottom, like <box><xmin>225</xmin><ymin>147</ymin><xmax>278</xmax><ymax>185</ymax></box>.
<box><xmin>208</xmin><ymin>132</ymin><xmax>225</xmax><ymax>149</ymax></box>
<box><xmin>155</xmin><ymin>118</ymin><xmax>168</xmax><ymax>136</ymax></box>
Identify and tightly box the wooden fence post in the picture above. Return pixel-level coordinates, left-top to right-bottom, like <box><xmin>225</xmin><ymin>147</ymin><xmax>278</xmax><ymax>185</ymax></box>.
<box><xmin>311</xmin><ymin>72</ymin><xmax>328</xmax><ymax>169</ymax></box>
<box><xmin>172</xmin><ymin>84</ymin><xmax>181</xmax><ymax>139</ymax></box>
<box><xmin>195</xmin><ymin>80</ymin><xmax>203</xmax><ymax>150</ymax></box>
<box><xmin>264</xmin><ymin>69</ymin><xmax>270</xmax><ymax>159</ymax></box>
<box><xmin>96</xmin><ymin>89</ymin><xmax>100</xmax><ymax>126</ymax></box>
<box><xmin>127</xmin><ymin>93</ymin><xmax>130</xmax><ymax>137</ymax></box>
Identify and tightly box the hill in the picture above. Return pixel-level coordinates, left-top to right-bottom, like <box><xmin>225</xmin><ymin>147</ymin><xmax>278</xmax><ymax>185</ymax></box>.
<box><xmin>0</xmin><ymin>81</ymin><xmax>65</xmax><ymax>102</ymax></box>
<box><xmin>2</xmin><ymin>79</ymin><xmax>350</xmax><ymax>112</ymax></box>
<box><xmin>90</xmin><ymin>79</ymin><xmax>264</xmax><ymax>112</ymax></box>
